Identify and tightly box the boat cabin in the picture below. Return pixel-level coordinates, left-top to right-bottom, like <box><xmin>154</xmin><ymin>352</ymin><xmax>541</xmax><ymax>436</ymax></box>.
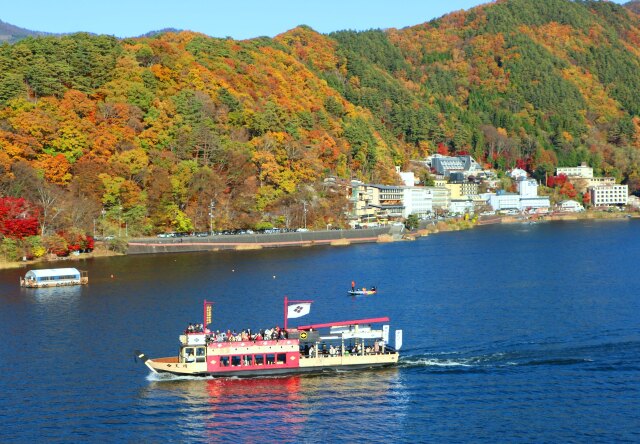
<box><xmin>20</xmin><ymin>268</ymin><xmax>88</xmax><ymax>288</ymax></box>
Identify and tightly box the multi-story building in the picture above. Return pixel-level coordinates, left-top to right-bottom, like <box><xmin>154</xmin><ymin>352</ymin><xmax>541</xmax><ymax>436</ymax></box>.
<box><xmin>349</xmin><ymin>183</ymin><xmax>435</xmax><ymax>224</ymax></box>
<box><xmin>429</xmin><ymin>154</ymin><xmax>482</xmax><ymax>177</ymax></box>
<box><xmin>556</xmin><ymin>163</ymin><xmax>593</xmax><ymax>179</ymax></box>
<box><xmin>425</xmin><ymin>186</ymin><xmax>451</xmax><ymax>212</ymax></box>
<box><xmin>487</xmin><ymin>192</ymin><xmax>521</xmax><ymax>211</ymax></box>
<box><xmin>402</xmin><ymin>187</ymin><xmax>433</xmax><ymax>218</ymax></box>
<box><xmin>445</xmin><ymin>181</ymin><xmax>479</xmax><ymax>199</ymax></box>
<box><xmin>484</xmin><ymin>178</ymin><xmax>550</xmax><ymax>212</ymax></box>
<box><xmin>518</xmin><ymin>178</ymin><xmax>550</xmax><ymax>211</ymax></box>
<box><xmin>589</xmin><ymin>184</ymin><xmax>628</xmax><ymax>206</ymax></box>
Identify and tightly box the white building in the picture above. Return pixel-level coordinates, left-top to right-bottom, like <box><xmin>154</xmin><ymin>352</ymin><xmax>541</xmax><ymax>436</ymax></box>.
<box><xmin>484</xmin><ymin>179</ymin><xmax>550</xmax><ymax>212</ymax></box>
<box><xmin>589</xmin><ymin>184</ymin><xmax>628</xmax><ymax>206</ymax></box>
<box><xmin>449</xmin><ymin>198</ymin><xmax>475</xmax><ymax>215</ymax></box>
<box><xmin>508</xmin><ymin>168</ymin><xmax>528</xmax><ymax>180</ymax></box>
<box><xmin>518</xmin><ymin>178</ymin><xmax>550</xmax><ymax>211</ymax></box>
<box><xmin>557</xmin><ymin>163</ymin><xmax>593</xmax><ymax>179</ymax></box>
<box><xmin>488</xmin><ymin>192</ymin><xmax>520</xmax><ymax>211</ymax></box>
<box><xmin>402</xmin><ymin>187</ymin><xmax>433</xmax><ymax>218</ymax></box>
<box><xmin>558</xmin><ymin>200</ymin><xmax>585</xmax><ymax>212</ymax></box>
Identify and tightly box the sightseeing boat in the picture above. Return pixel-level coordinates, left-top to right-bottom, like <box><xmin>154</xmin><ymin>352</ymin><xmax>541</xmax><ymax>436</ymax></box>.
<box><xmin>136</xmin><ymin>298</ymin><xmax>402</xmax><ymax>377</ymax></box>
<box><xmin>20</xmin><ymin>268</ymin><xmax>88</xmax><ymax>288</ymax></box>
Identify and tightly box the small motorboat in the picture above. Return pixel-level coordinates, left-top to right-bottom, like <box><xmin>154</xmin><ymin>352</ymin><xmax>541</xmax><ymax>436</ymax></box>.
<box><xmin>348</xmin><ymin>288</ymin><xmax>377</xmax><ymax>296</ymax></box>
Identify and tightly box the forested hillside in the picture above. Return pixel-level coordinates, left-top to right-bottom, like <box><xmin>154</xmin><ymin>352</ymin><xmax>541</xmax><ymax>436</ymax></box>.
<box><xmin>1</xmin><ymin>0</ymin><xmax>640</xmax><ymax>243</ymax></box>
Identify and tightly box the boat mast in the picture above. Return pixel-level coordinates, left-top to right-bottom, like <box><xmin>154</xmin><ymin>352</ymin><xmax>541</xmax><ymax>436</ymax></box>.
<box><xmin>284</xmin><ymin>296</ymin><xmax>288</xmax><ymax>330</ymax></box>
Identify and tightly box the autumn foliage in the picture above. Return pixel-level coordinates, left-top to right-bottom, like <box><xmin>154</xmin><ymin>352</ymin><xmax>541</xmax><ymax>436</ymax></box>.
<box><xmin>0</xmin><ymin>197</ymin><xmax>39</xmax><ymax>239</ymax></box>
<box><xmin>0</xmin><ymin>0</ymin><xmax>639</xmax><ymax>239</ymax></box>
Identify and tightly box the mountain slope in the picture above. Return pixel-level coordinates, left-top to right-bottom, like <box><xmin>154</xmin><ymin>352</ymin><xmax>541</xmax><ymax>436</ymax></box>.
<box><xmin>0</xmin><ymin>0</ymin><xmax>640</xmax><ymax>237</ymax></box>
<box><xmin>0</xmin><ymin>19</ymin><xmax>52</xmax><ymax>43</ymax></box>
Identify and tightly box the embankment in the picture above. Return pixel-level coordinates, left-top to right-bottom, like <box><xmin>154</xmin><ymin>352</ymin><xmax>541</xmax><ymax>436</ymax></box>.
<box><xmin>127</xmin><ymin>227</ymin><xmax>393</xmax><ymax>255</ymax></box>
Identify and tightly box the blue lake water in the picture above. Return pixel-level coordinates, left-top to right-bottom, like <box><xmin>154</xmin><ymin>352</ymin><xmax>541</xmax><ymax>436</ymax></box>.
<box><xmin>1</xmin><ymin>219</ymin><xmax>639</xmax><ymax>442</ymax></box>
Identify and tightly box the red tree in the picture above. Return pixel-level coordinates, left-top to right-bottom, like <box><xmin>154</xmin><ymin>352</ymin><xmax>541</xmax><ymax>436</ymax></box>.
<box><xmin>0</xmin><ymin>197</ymin><xmax>39</xmax><ymax>239</ymax></box>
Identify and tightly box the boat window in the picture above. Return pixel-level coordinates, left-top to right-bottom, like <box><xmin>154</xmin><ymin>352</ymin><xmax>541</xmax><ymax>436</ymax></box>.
<box><xmin>266</xmin><ymin>354</ymin><xmax>275</xmax><ymax>365</ymax></box>
<box><xmin>220</xmin><ymin>356</ymin><xmax>230</xmax><ymax>367</ymax></box>
<box><xmin>254</xmin><ymin>354</ymin><xmax>264</xmax><ymax>365</ymax></box>
<box><xmin>231</xmin><ymin>356</ymin><xmax>241</xmax><ymax>366</ymax></box>
<box><xmin>196</xmin><ymin>347</ymin><xmax>206</xmax><ymax>362</ymax></box>
<box><xmin>277</xmin><ymin>353</ymin><xmax>286</xmax><ymax>364</ymax></box>
<box><xmin>242</xmin><ymin>355</ymin><xmax>252</xmax><ymax>366</ymax></box>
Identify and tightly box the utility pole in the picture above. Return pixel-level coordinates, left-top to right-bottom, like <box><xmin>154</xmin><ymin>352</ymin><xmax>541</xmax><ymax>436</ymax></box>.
<box><xmin>303</xmin><ymin>201</ymin><xmax>307</xmax><ymax>229</ymax></box>
<box><xmin>209</xmin><ymin>200</ymin><xmax>215</xmax><ymax>235</ymax></box>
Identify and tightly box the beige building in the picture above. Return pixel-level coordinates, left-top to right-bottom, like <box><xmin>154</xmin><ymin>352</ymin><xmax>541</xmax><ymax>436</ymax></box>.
<box><xmin>557</xmin><ymin>163</ymin><xmax>593</xmax><ymax>179</ymax></box>
<box><xmin>445</xmin><ymin>182</ymin><xmax>479</xmax><ymax>199</ymax></box>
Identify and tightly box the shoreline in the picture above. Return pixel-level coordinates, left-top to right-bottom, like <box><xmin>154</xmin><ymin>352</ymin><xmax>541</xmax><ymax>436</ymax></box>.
<box><xmin>1</xmin><ymin>212</ymin><xmax>637</xmax><ymax>270</ymax></box>
<box><xmin>0</xmin><ymin>246</ymin><xmax>123</xmax><ymax>270</ymax></box>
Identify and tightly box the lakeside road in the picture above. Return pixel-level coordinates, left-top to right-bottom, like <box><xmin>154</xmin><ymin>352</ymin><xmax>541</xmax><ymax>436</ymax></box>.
<box><xmin>2</xmin><ymin>211</ymin><xmax>636</xmax><ymax>269</ymax></box>
<box><xmin>126</xmin><ymin>226</ymin><xmax>397</xmax><ymax>255</ymax></box>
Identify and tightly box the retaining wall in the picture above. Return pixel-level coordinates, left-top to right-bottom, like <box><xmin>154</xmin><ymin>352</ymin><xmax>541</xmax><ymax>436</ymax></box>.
<box><xmin>127</xmin><ymin>227</ymin><xmax>391</xmax><ymax>255</ymax></box>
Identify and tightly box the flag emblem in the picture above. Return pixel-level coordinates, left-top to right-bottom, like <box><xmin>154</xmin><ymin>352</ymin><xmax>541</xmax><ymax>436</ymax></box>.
<box><xmin>287</xmin><ymin>301</ymin><xmax>311</xmax><ymax>319</ymax></box>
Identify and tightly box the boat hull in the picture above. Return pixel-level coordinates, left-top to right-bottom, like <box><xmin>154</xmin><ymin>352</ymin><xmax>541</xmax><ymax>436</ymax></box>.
<box><xmin>145</xmin><ymin>353</ymin><xmax>399</xmax><ymax>378</ymax></box>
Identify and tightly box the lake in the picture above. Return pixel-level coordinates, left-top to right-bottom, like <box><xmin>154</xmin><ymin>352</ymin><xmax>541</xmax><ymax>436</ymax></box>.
<box><xmin>1</xmin><ymin>219</ymin><xmax>639</xmax><ymax>442</ymax></box>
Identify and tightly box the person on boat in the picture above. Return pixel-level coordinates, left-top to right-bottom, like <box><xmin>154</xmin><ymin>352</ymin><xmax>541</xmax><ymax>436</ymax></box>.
<box><xmin>308</xmin><ymin>345</ymin><xmax>315</xmax><ymax>358</ymax></box>
<box><xmin>371</xmin><ymin>286</ymin><xmax>376</xmax><ymax>292</ymax></box>
<box><xmin>351</xmin><ymin>280</ymin><xmax>355</xmax><ymax>291</ymax></box>
<box><xmin>329</xmin><ymin>345</ymin><xmax>336</xmax><ymax>357</ymax></box>
<box><xmin>185</xmin><ymin>351</ymin><xmax>195</xmax><ymax>363</ymax></box>
<box><xmin>362</xmin><ymin>287</ymin><xmax>367</xmax><ymax>292</ymax></box>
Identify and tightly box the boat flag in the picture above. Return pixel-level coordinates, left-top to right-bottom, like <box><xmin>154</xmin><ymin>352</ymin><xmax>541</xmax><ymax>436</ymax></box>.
<box><xmin>287</xmin><ymin>302</ymin><xmax>311</xmax><ymax>319</ymax></box>
<box><xmin>284</xmin><ymin>296</ymin><xmax>313</xmax><ymax>330</ymax></box>
<box><xmin>203</xmin><ymin>300</ymin><xmax>213</xmax><ymax>328</ymax></box>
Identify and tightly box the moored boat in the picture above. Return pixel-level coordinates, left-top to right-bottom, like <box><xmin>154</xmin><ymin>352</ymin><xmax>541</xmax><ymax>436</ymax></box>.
<box><xmin>136</xmin><ymin>298</ymin><xmax>402</xmax><ymax>377</ymax></box>
<box><xmin>20</xmin><ymin>268</ymin><xmax>88</xmax><ymax>288</ymax></box>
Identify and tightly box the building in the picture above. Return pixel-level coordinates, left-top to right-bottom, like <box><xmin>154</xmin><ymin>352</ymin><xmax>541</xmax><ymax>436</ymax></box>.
<box><xmin>445</xmin><ymin>181</ymin><xmax>479</xmax><ymax>199</ymax></box>
<box><xmin>508</xmin><ymin>168</ymin><xmax>528</xmax><ymax>180</ymax></box>
<box><xmin>396</xmin><ymin>167</ymin><xmax>417</xmax><ymax>187</ymax></box>
<box><xmin>558</xmin><ymin>200</ymin><xmax>585</xmax><ymax>212</ymax></box>
<box><xmin>402</xmin><ymin>187</ymin><xmax>433</xmax><ymax>218</ymax></box>
<box><xmin>349</xmin><ymin>182</ymin><xmax>434</xmax><ymax>224</ymax></box>
<box><xmin>449</xmin><ymin>198</ymin><xmax>475</xmax><ymax>215</ymax></box>
<box><xmin>589</xmin><ymin>184</ymin><xmax>628</xmax><ymax>206</ymax></box>
<box><xmin>429</xmin><ymin>154</ymin><xmax>482</xmax><ymax>177</ymax></box>
<box><xmin>370</xmin><ymin>185</ymin><xmax>404</xmax><ymax>220</ymax></box>
<box><xmin>484</xmin><ymin>178</ymin><xmax>550</xmax><ymax>212</ymax></box>
<box><xmin>518</xmin><ymin>178</ymin><xmax>551</xmax><ymax>211</ymax></box>
<box><xmin>556</xmin><ymin>163</ymin><xmax>593</xmax><ymax>179</ymax></box>
<box><xmin>425</xmin><ymin>186</ymin><xmax>451</xmax><ymax>212</ymax></box>
<box><xmin>487</xmin><ymin>192</ymin><xmax>520</xmax><ymax>211</ymax></box>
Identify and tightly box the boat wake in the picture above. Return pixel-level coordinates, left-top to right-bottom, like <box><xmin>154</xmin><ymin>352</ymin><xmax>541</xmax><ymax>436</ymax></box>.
<box><xmin>398</xmin><ymin>340</ymin><xmax>640</xmax><ymax>373</ymax></box>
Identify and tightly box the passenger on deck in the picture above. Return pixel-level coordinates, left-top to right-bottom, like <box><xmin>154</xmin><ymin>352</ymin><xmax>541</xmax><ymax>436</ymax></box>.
<box><xmin>308</xmin><ymin>345</ymin><xmax>315</xmax><ymax>358</ymax></box>
<box><xmin>185</xmin><ymin>351</ymin><xmax>195</xmax><ymax>363</ymax></box>
<box><xmin>329</xmin><ymin>345</ymin><xmax>336</xmax><ymax>356</ymax></box>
